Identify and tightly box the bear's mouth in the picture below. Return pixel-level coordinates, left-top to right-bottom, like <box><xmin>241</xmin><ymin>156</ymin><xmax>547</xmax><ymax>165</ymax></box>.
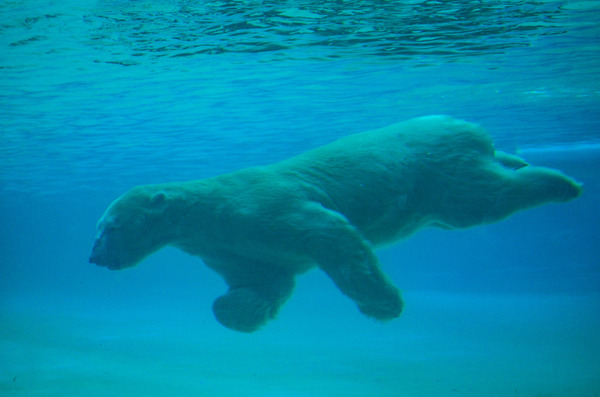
<box><xmin>89</xmin><ymin>237</ymin><xmax>121</xmax><ymax>269</ymax></box>
<box><xmin>89</xmin><ymin>249</ymin><xmax>111</xmax><ymax>268</ymax></box>
<box><xmin>89</xmin><ymin>236</ymin><xmax>138</xmax><ymax>270</ymax></box>
<box><xmin>89</xmin><ymin>251</ymin><xmax>122</xmax><ymax>270</ymax></box>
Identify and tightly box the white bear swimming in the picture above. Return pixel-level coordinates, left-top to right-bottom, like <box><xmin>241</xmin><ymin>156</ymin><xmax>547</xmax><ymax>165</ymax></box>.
<box><xmin>90</xmin><ymin>116</ymin><xmax>582</xmax><ymax>332</ymax></box>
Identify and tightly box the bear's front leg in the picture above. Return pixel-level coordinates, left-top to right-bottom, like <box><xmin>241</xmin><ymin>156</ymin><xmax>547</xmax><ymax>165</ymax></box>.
<box><xmin>299</xmin><ymin>202</ymin><xmax>403</xmax><ymax>320</ymax></box>
<box><xmin>210</xmin><ymin>263</ymin><xmax>296</xmax><ymax>333</ymax></box>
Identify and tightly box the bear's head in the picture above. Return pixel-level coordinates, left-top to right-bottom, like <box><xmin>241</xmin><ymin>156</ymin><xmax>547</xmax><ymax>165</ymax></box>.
<box><xmin>89</xmin><ymin>186</ymin><xmax>174</xmax><ymax>270</ymax></box>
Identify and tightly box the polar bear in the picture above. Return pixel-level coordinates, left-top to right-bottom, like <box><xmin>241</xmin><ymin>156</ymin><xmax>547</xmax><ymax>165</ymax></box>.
<box><xmin>89</xmin><ymin>116</ymin><xmax>582</xmax><ymax>332</ymax></box>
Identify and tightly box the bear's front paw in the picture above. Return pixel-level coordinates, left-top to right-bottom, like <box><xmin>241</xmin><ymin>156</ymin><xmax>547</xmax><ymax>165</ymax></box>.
<box><xmin>357</xmin><ymin>286</ymin><xmax>403</xmax><ymax>320</ymax></box>
<box><xmin>212</xmin><ymin>288</ymin><xmax>277</xmax><ymax>333</ymax></box>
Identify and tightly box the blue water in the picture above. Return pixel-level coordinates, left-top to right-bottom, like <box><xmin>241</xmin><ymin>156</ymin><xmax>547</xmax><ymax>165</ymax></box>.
<box><xmin>1</xmin><ymin>1</ymin><xmax>600</xmax><ymax>396</ymax></box>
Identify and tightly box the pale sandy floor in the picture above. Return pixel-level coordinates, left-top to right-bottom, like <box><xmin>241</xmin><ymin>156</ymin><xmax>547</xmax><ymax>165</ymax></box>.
<box><xmin>2</xmin><ymin>288</ymin><xmax>599</xmax><ymax>397</ymax></box>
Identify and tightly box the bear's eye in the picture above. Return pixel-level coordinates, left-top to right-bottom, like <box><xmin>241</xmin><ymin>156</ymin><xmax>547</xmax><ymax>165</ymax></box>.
<box><xmin>97</xmin><ymin>213</ymin><xmax>117</xmax><ymax>229</ymax></box>
<box><xmin>100</xmin><ymin>218</ymin><xmax>121</xmax><ymax>232</ymax></box>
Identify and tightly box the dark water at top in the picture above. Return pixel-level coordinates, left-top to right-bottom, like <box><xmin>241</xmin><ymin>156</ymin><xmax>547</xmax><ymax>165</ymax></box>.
<box><xmin>1</xmin><ymin>0</ymin><xmax>599</xmax><ymax>195</ymax></box>
<box><xmin>79</xmin><ymin>0</ymin><xmax>574</xmax><ymax>61</ymax></box>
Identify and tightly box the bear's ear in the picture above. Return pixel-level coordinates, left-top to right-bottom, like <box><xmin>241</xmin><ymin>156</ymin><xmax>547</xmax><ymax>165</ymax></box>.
<box><xmin>150</xmin><ymin>191</ymin><xmax>168</xmax><ymax>211</ymax></box>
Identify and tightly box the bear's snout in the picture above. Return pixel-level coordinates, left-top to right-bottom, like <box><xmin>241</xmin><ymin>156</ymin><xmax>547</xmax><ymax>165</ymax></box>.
<box><xmin>89</xmin><ymin>237</ymin><xmax>104</xmax><ymax>265</ymax></box>
<box><xmin>89</xmin><ymin>232</ymin><xmax>142</xmax><ymax>270</ymax></box>
<box><xmin>89</xmin><ymin>235</ymin><xmax>116</xmax><ymax>268</ymax></box>
<box><xmin>89</xmin><ymin>249</ymin><xmax>102</xmax><ymax>266</ymax></box>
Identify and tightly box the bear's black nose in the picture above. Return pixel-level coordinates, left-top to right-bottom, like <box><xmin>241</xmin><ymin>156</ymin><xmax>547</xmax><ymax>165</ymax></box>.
<box><xmin>89</xmin><ymin>241</ymin><xmax>99</xmax><ymax>264</ymax></box>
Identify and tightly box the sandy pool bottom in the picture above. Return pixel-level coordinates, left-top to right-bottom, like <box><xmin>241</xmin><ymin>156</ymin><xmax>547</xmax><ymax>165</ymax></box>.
<box><xmin>1</xmin><ymin>290</ymin><xmax>599</xmax><ymax>397</ymax></box>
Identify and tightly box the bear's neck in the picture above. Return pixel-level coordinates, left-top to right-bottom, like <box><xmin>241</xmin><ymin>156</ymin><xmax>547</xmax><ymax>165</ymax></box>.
<box><xmin>163</xmin><ymin>180</ymin><xmax>221</xmax><ymax>258</ymax></box>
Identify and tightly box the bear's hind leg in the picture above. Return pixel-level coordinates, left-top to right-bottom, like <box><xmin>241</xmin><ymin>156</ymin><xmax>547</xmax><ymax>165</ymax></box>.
<box><xmin>211</xmin><ymin>268</ymin><xmax>295</xmax><ymax>333</ymax></box>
